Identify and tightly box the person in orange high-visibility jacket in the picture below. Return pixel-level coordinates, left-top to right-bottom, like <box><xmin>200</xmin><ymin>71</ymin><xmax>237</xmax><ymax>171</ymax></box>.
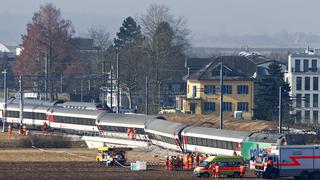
<box><xmin>8</xmin><ymin>124</ymin><xmax>12</xmax><ymax>137</ymax></box>
<box><xmin>240</xmin><ymin>165</ymin><xmax>245</xmax><ymax>177</ymax></box>
<box><xmin>132</xmin><ymin>128</ymin><xmax>137</xmax><ymax>140</ymax></box>
<box><xmin>184</xmin><ymin>154</ymin><xmax>189</xmax><ymax>169</ymax></box>
<box><xmin>188</xmin><ymin>155</ymin><xmax>193</xmax><ymax>169</ymax></box>
<box><xmin>127</xmin><ymin>128</ymin><xmax>132</xmax><ymax>139</ymax></box>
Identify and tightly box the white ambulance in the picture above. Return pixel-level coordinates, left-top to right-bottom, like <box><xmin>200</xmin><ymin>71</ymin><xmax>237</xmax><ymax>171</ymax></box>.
<box><xmin>254</xmin><ymin>145</ymin><xmax>320</xmax><ymax>179</ymax></box>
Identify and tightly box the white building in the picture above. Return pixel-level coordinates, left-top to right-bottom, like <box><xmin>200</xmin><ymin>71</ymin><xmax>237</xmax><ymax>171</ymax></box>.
<box><xmin>286</xmin><ymin>48</ymin><xmax>320</xmax><ymax>124</ymax></box>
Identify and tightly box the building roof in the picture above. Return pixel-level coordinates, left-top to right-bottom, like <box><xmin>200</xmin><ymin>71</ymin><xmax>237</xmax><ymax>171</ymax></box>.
<box><xmin>187</xmin><ymin>56</ymin><xmax>255</xmax><ymax>81</ymax></box>
<box><xmin>185</xmin><ymin>57</ymin><xmax>213</xmax><ymax>69</ymax></box>
<box><xmin>246</xmin><ymin>132</ymin><xmax>284</xmax><ymax>143</ymax></box>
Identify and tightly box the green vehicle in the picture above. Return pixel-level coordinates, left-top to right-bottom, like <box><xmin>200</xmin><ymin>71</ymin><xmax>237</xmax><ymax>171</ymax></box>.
<box><xmin>193</xmin><ymin>155</ymin><xmax>246</xmax><ymax>178</ymax></box>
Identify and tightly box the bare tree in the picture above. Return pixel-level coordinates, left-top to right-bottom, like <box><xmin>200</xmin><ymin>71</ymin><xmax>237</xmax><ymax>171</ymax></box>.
<box><xmin>140</xmin><ymin>4</ymin><xmax>190</xmax><ymax>113</ymax></box>
<box><xmin>88</xmin><ymin>25</ymin><xmax>112</xmax><ymax>50</ymax></box>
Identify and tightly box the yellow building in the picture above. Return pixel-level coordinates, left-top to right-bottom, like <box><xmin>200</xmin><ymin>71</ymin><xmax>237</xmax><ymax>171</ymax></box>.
<box><xmin>182</xmin><ymin>56</ymin><xmax>255</xmax><ymax>119</ymax></box>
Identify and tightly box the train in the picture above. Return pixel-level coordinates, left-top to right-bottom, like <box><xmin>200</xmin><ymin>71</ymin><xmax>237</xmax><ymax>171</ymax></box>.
<box><xmin>0</xmin><ymin>98</ymin><xmax>285</xmax><ymax>157</ymax></box>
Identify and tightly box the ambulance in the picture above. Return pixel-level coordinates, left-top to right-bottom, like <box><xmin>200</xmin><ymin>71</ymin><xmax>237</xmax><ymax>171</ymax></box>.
<box><xmin>193</xmin><ymin>155</ymin><xmax>246</xmax><ymax>178</ymax></box>
<box><xmin>254</xmin><ymin>145</ymin><xmax>320</xmax><ymax>179</ymax></box>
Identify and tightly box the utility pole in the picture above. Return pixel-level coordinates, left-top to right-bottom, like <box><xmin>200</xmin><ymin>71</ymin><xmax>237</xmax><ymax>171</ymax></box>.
<box><xmin>110</xmin><ymin>66</ymin><xmax>113</xmax><ymax>112</ymax></box>
<box><xmin>145</xmin><ymin>77</ymin><xmax>148</xmax><ymax>115</ymax></box>
<box><xmin>19</xmin><ymin>76</ymin><xmax>24</xmax><ymax>124</ymax></box>
<box><xmin>220</xmin><ymin>62</ymin><xmax>224</xmax><ymax>129</ymax></box>
<box><xmin>116</xmin><ymin>51</ymin><xmax>120</xmax><ymax>114</ymax></box>
<box><xmin>44</xmin><ymin>53</ymin><xmax>48</xmax><ymax>100</ymax></box>
<box><xmin>2</xmin><ymin>69</ymin><xmax>7</xmax><ymax>133</ymax></box>
<box><xmin>279</xmin><ymin>86</ymin><xmax>282</xmax><ymax>134</ymax></box>
<box><xmin>60</xmin><ymin>75</ymin><xmax>63</xmax><ymax>93</ymax></box>
<box><xmin>80</xmin><ymin>80</ymin><xmax>83</xmax><ymax>102</ymax></box>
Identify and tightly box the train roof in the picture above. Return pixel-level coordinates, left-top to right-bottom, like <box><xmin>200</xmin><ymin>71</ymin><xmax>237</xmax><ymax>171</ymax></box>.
<box><xmin>98</xmin><ymin>113</ymin><xmax>156</xmax><ymax>127</ymax></box>
<box><xmin>145</xmin><ymin>119</ymin><xmax>188</xmax><ymax>136</ymax></box>
<box><xmin>49</xmin><ymin>107</ymin><xmax>104</xmax><ymax>117</ymax></box>
<box><xmin>57</xmin><ymin>101</ymin><xmax>101</xmax><ymax>110</ymax></box>
<box><xmin>6</xmin><ymin>103</ymin><xmax>52</xmax><ymax>111</ymax></box>
<box><xmin>182</xmin><ymin>126</ymin><xmax>249</xmax><ymax>141</ymax></box>
<box><xmin>10</xmin><ymin>98</ymin><xmax>61</xmax><ymax>106</ymax></box>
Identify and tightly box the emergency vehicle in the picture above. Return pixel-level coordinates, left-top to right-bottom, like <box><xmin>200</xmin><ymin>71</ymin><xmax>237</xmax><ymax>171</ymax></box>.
<box><xmin>193</xmin><ymin>155</ymin><xmax>246</xmax><ymax>178</ymax></box>
<box><xmin>96</xmin><ymin>146</ymin><xmax>132</xmax><ymax>166</ymax></box>
<box><xmin>254</xmin><ymin>145</ymin><xmax>320</xmax><ymax>179</ymax></box>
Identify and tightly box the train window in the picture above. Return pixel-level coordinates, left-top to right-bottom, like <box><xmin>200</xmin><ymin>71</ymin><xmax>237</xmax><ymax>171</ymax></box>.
<box><xmin>217</xmin><ymin>140</ymin><xmax>222</xmax><ymax>148</ymax></box>
<box><xmin>196</xmin><ymin>137</ymin><xmax>201</xmax><ymax>145</ymax></box>
<box><xmin>207</xmin><ymin>138</ymin><xmax>212</xmax><ymax>147</ymax></box>
<box><xmin>187</xmin><ymin>136</ymin><xmax>192</xmax><ymax>145</ymax></box>
<box><xmin>202</xmin><ymin>138</ymin><xmax>207</xmax><ymax>146</ymax></box>
<box><xmin>212</xmin><ymin>139</ymin><xmax>217</xmax><ymax>147</ymax></box>
<box><xmin>222</xmin><ymin>141</ymin><xmax>227</xmax><ymax>149</ymax></box>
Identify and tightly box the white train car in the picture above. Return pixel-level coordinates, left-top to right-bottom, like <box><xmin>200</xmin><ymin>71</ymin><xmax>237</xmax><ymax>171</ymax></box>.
<box><xmin>182</xmin><ymin>126</ymin><xmax>249</xmax><ymax>156</ymax></box>
<box><xmin>46</xmin><ymin>108</ymin><xmax>103</xmax><ymax>134</ymax></box>
<box><xmin>97</xmin><ymin>113</ymin><xmax>155</xmax><ymax>141</ymax></box>
<box><xmin>145</xmin><ymin>119</ymin><xmax>188</xmax><ymax>151</ymax></box>
<box><xmin>1</xmin><ymin>103</ymin><xmax>51</xmax><ymax>129</ymax></box>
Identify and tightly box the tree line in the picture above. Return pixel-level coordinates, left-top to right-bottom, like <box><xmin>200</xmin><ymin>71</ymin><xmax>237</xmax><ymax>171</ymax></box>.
<box><xmin>6</xmin><ymin>3</ymin><xmax>189</xmax><ymax>114</ymax></box>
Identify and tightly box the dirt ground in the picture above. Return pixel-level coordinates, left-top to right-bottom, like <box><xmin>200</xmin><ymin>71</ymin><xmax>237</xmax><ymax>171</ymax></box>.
<box><xmin>162</xmin><ymin>114</ymin><xmax>277</xmax><ymax>132</ymax></box>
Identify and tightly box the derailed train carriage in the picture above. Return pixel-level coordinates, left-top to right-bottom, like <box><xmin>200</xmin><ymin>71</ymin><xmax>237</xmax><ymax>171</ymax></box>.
<box><xmin>181</xmin><ymin>126</ymin><xmax>250</xmax><ymax>156</ymax></box>
<box><xmin>96</xmin><ymin>113</ymin><xmax>156</xmax><ymax>141</ymax></box>
<box><xmin>145</xmin><ymin>119</ymin><xmax>188</xmax><ymax>151</ymax></box>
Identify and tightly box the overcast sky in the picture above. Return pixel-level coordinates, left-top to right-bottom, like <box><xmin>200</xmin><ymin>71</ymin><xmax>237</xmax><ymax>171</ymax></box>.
<box><xmin>1</xmin><ymin>0</ymin><xmax>320</xmax><ymax>47</ymax></box>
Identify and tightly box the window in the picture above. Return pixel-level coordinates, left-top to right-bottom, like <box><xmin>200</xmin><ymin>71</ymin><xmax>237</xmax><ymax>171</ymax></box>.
<box><xmin>222</xmin><ymin>85</ymin><xmax>232</xmax><ymax>94</ymax></box>
<box><xmin>237</xmin><ymin>85</ymin><xmax>248</xmax><ymax>94</ymax></box>
<box><xmin>305</xmin><ymin>110</ymin><xmax>310</xmax><ymax>122</ymax></box>
<box><xmin>305</xmin><ymin>77</ymin><xmax>310</xmax><ymax>90</ymax></box>
<box><xmin>295</xmin><ymin>59</ymin><xmax>301</xmax><ymax>72</ymax></box>
<box><xmin>313</xmin><ymin>111</ymin><xmax>318</xmax><ymax>122</ymax></box>
<box><xmin>304</xmin><ymin>59</ymin><xmax>309</xmax><ymax>72</ymax></box>
<box><xmin>204</xmin><ymin>85</ymin><xmax>215</xmax><ymax>94</ymax></box>
<box><xmin>192</xmin><ymin>86</ymin><xmax>197</xmax><ymax>97</ymax></box>
<box><xmin>313</xmin><ymin>77</ymin><xmax>319</xmax><ymax>90</ymax></box>
<box><xmin>237</xmin><ymin>102</ymin><xmax>249</xmax><ymax>111</ymax></box>
<box><xmin>305</xmin><ymin>94</ymin><xmax>310</xmax><ymax>108</ymax></box>
<box><xmin>296</xmin><ymin>77</ymin><xmax>302</xmax><ymax>90</ymax></box>
<box><xmin>313</xmin><ymin>94</ymin><xmax>318</xmax><ymax>108</ymax></box>
<box><xmin>312</xmin><ymin>59</ymin><xmax>318</xmax><ymax>72</ymax></box>
<box><xmin>296</xmin><ymin>110</ymin><xmax>302</xmax><ymax>122</ymax></box>
<box><xmin>222</xmin><ymin>102</ymin><xmax>232</xmax><ymax>111</ymax></box>
<box><xmin>203</xmin><ymin>102</ymin><xmax>215</xmax><ymax>112</ymax></box>
<box><xmin>296</xmin><ymin>94</ymin><xmax>302</xmax><ymax>108</ymax></box>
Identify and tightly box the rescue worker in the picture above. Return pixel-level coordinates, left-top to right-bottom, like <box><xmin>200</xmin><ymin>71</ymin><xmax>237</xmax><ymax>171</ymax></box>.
<box><xmin>188</xmin><ymin>154</ymin><xmax>193</xmax><ymax>169</ymax></box>
<box><xmin>132</xmin><ymin>128</ymin><xmax>137</xmax><ymax>140</ymax></box>
<box><xmin>200</xmin><ymin>154</ymin><xmax>205</xmax><ymax>164</ymax></box>
<box><xmin>240</xmin><ymin>165</ymin><xmax>245</xmax><ymax>177</ymax></box>
<box><xmin>175</xmin><ymin>155</ymin><xmax>181</xmax><ymax>171</ymax></box>
<box><xmin>42</xmin><ymin>122</ymin><xmax>48</xmax><ymax>134</ymax></box>
<box><xmin>267</xmin><ymin>157</ymin><xmax>273</xmax><ymax>168</ymax></box>
<box><xmin>168</xmin><ymin>156</ymin><xmax>173</xmax><ymax>171</ymax></box>
<box><xmin>184</xmin><ymin>153</ymin><xmax>189</xmax><ymax>169</ymax></box>
<box><xmin>164</xmin><ymin>156</ymin><xmax>169</xmax><ymax>170</ymax></box>
<box><xmin>127</xmin><ymin>128</ymin><xmax>132</xmax><ymax>139</ymax></box>
<box><xmin>195</xmin><ymin>152</ymin><xmax>200</xmax><ymax>166</ymax></box>
<box><xmin>8</xmin><ymin>124</ymin><xmax>12</xmax><ymax>137</ymax></box>
<box><xmin>214</xmin><ymin>165</ymin><xmax>220</xmax><ymax>178</ymax></box>
<box><xmin>179</xmin><ymin>155</ymin><xmax>183</xmax><ymax>170</ymax></box>
<box><xmin>233</xmin><ymin>150</ymin><xmax>238</xmax><ymax>156</ymax></box>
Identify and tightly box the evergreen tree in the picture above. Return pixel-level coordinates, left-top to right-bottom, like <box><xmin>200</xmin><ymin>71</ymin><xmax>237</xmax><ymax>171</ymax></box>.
<box><xmin>112</xmin><ymin>17</ymin><xmax>145</xmax><ymax>109</ymax></box>
<box><xmin>254</xmin><ymin>62</ymin><xmax>291</xmax><ymax>122</ymax></box>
